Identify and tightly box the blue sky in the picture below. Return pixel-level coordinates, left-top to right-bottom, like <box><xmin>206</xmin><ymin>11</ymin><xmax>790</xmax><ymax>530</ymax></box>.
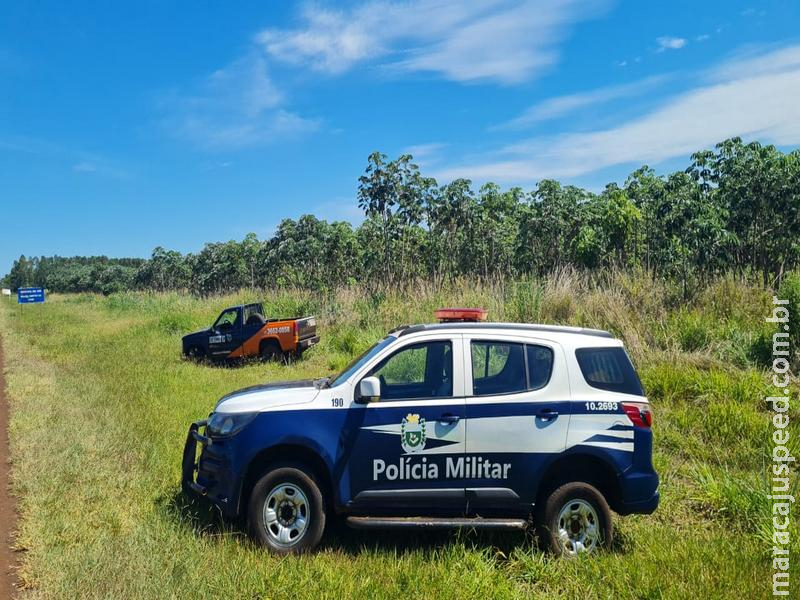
<box><xmin>2</xmin><ymin>0</ymin><xmax>799</xmax><ymax>274</ymax></box>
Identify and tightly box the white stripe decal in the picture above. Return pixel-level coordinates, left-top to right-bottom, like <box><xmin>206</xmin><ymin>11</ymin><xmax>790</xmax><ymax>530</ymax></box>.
<box><xmin>591</xmin><ymin>429</ymin><xmax>634</xmax><ymax>440</ymax></box>
<box><xmin>466</xmin><ymin>415</ymin><xmax>567</xmax><ymax>453</ymax></box>
<box><xmin>579</xmin><ymin>441</ymin><xmax>634</xmax><ymax>452</ymax></box>
<box><xmin>359</xmin><ymin>415</ymin><xmax>636</xmax><ymax>454</ymax></box>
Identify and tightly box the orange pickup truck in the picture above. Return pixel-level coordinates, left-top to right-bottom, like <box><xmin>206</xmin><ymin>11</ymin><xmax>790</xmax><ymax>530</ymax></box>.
<box><xmin>182</xmin><ymin>303</ymin><xmax>319</xmax><ymax>362</ymax></box>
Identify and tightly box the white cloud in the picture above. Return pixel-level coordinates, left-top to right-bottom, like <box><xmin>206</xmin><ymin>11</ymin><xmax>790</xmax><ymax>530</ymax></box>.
<box><xmin>259</xmin><ymin>0</ymin><xmax>609</xmax><ymax>84</ymax></box>
<box><xmin>656</xmin><ymin>36</ymin><xmax>687</xmax><ymax>52</ymax></box>
<box><xmin>696</xmin><ymin>34</ymin><xmax>710</xmax><ymax>42</ymax></box>
<box><xmin>0</xmin><ymin>135</ymin><xmax>129</xmax><ymax>178</ymax></box>
<box><xmin>258</xmin><ymin>5</ymin><xmax>380</xmax><ymax>74</ymax></box>
<box><xmin>404</xmin><ymin>142</ymin><xmax>446</xmax><ymax>157</ymax></box>
<box><xmin>402</xmin><ymin>142</ymin><xmax>448</xmax><ymax>167</ymax></box>
<box><xmin>72</xmin><ymin>161</ymin><xmax>96</xmax><ymax>173</ymax></box>
<box><xmin>710</xmin><ymin>44</ymin><xmax>800</xmax><ymax>82</ymax></box>
<box><xmin>435</xmin><ymin>45</ymin><xmax>800</xmax><ymax>183</ymax></box>
<box><xmin>495</xmin><ymin>75</ymin><xmax>667</xmax><ymax>129</ymax></box>
<box><xmin>161</xmin><ymin>52</ymin><xmax>319</xmax><ymax>149</ymax></box>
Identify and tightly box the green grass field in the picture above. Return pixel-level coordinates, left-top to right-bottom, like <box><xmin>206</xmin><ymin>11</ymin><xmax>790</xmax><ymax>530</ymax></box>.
<box><xmin>1</xmin><ymin>274</ymin><xmax>797</xmax><ymax>599</ymax></box>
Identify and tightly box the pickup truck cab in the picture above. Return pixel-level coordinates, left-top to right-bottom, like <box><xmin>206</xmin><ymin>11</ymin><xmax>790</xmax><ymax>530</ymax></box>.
<box><xmin>182</xmin><ymin>314</ymin><xmax>658</xmax><ymax>555</ymax></box>
<box><xmin>181</xmin><ymin>303</ymin><xmax>318</xmax><ymax>362</ymax></box>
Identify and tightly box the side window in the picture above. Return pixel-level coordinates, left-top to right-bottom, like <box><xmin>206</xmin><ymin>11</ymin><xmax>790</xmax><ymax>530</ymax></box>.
<box><xmin>368</xmin><ymin>341</ymin><xmax>453</xmax><ymax>400</ymax></box>
<box><xmin>526</xmin><ymin>345</ymin><xmax>554</xmax><ymax>390</ymax></box>
<box><xmin>575</xmin><ymin>347</ymin><xmax>644</xmax><ymax>396</ymax></box>
<box><xmin>471</xmin><ymin>342</ymin><xmax>526</xmax><ymax>396</ymax></box>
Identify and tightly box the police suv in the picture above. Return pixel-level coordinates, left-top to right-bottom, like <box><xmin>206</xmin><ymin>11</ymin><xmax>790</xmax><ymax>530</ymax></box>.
<box><xmin>182</xmin><ymin>309</ymin><xmax>659</xmax><ymax>556</ymax></box>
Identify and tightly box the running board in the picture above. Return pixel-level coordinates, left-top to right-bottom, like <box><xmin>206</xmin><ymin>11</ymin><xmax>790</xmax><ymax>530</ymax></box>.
<box><xmin>346</xmin><ymin>516</ymin><xmax>528</xmax><ymax>530</ymax></box>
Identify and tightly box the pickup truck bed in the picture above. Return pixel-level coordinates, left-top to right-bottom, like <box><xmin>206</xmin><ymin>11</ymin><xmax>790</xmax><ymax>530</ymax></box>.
<box><xmin>181</xmin><ymin>303</ymin><xmax>319</xmax><ymax>361</ymax></box>
<box><xmin>228</xmin><ymin>316</ymin><xmax>318</xmax><ymax>360</ymax></box>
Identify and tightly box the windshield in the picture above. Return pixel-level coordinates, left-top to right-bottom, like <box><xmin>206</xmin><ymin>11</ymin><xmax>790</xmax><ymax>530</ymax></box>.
<box><xmin>213</xmin><ymin>308</ymin><xmax>240</xmax><ymax>330</ymax></box>
<box><xmin>329</xmin><ymin>335</ymin><xmax>396</xmax><ymax>387</ymax></box>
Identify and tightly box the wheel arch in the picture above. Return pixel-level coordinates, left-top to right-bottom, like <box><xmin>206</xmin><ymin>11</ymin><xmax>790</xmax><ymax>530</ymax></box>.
<box><xmin>534</xmin><ymin>451</ymin><xmax>623</xmax><ymax>514</ymax></box>
<box><xmin>238</xmin><ymin>442</ymin><xmax>334</xmax><ymax>516</ymax></box>
<box><xmin>259</xmin><ymin>336</ymin><xmax>284</xmax><ymax>354</ymax></box>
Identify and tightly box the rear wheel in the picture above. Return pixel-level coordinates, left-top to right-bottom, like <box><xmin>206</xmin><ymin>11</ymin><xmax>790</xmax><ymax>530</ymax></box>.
<box><xmin>259</xmin><ymin>340</ymin><xmax>283</xmax><ymax>362</ymax></box>
<box><xmin>248</xmin><ymin>466</ymin><xmax>326</xmax><ymax>554</ymax></box>
<box><xmin>536</xmin><ymin>481</ymin><xmax>612</xmax><ymax>556</ymax></box>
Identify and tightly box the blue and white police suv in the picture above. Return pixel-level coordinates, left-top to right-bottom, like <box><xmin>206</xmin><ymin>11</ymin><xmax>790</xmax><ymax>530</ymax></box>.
<box><xmin>182</xmin><ymin>309</ymin><xmax>658</xmax><ymax>556</ymax></box>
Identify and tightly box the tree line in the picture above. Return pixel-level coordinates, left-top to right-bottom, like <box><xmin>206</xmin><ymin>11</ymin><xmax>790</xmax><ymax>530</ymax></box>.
<box><xmin>3</xmin><ymin>137</ymin><xmax>799</xmax><ymax>296</ymax></box>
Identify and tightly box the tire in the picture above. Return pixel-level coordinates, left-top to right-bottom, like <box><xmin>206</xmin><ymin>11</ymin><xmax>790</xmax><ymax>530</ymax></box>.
<box><xmin>535</xmin><ymin>481</ymin><xmax>612</xmax><ymax>556</ymax></box>
<box><xmin>259</xmin><ymin>340</ymin><xmax>283</xmax><ymax>362</ymax></box>
<box><xmin>248</xmin><ymin>465</ymin><xmax>326</xmax><ymax>554</ymax></box>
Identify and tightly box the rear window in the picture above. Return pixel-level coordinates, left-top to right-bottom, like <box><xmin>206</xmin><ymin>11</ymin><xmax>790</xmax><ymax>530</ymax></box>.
<box><xmin>575</xmin><ymin>347</ymin><xmax>644</xmax><ymax>396</ymax></box>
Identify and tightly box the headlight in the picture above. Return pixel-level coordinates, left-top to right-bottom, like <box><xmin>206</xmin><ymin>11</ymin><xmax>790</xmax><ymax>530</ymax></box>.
<box><xmin>206</xmin><ymin>412</ymin><xmax>258</xmax><ymax>437</ymax></box>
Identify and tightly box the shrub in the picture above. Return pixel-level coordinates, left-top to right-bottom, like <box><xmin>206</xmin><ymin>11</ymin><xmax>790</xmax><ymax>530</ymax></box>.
<box><xmin>157</xmin><ymin>312</ymin><xmax>195</xmax><ymax>335</ymax></box>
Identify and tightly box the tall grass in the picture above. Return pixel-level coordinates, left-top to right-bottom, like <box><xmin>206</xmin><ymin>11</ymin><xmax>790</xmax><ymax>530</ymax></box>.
<box><xmin>0</xmin><ymin>272</ymin><xmax>793</xmax><ymax>599</ymax></box>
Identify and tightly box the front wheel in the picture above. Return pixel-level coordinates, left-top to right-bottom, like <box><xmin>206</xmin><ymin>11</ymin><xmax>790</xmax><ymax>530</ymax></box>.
<box><xmin>186</xmin><ymin>346</ymin><xmax>205</xmax><ymax>361</ymax></box>
<box><xmin>535</xmin><ymin>481</ymin><xmax>612</xmax><ymax>556</ymax></box>
<box><xmin>248</xmin><ymin>466</ymin><xmax>326</xmax><ymax>554</ymax></box>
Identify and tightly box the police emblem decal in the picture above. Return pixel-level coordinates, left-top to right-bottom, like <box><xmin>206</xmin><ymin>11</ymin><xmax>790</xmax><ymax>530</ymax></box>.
<box><xmin>400</xmin><ymin>413</ymin><xmax>426</xmax><ymax>453</ymax></box>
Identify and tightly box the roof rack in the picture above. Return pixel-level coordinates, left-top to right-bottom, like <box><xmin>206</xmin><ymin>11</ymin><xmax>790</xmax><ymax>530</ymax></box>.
<box><xmin>387</xmin><ymin>324</ymin><xmax>412</xmax><ymax>335</ymax></box>
<box><xmin>397</xmin><ymin>322</ymin><xmax>614</xmax><ymax>339</ymax></box>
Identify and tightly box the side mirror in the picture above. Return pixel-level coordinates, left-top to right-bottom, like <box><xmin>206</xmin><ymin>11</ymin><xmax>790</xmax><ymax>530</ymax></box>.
<box><xmin>358</xmin><ymin>377</ymin><xmax>381</xmax><ymax>403</ymax></box>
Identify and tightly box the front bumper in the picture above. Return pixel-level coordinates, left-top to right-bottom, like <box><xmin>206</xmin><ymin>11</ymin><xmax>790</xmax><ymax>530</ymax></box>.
<box><xmin>181</xmin><ymin>420</ymin><xmax>210</xmax><ymax>496</ymax></box>
<box><xmin>182</xmin><ymin>420</ymin><xmax>240</xmax><ymax>517</ymax></box>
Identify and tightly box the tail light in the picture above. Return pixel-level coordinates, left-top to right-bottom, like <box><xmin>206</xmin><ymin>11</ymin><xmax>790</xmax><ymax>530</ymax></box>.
<box><xmin>622</xmin><ymin>402</ymin><xmax>653</xmax><ymax>428</ymax></box>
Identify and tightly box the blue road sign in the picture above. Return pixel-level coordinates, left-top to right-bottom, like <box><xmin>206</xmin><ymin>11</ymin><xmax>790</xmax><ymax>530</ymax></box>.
<box><xmin>17</xmin><ymin>287</ymin><xmax>45</xmax><ymax>304</ymax></box>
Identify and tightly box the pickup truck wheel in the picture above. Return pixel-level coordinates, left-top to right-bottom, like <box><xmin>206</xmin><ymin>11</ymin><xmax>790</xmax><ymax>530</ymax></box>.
<box><xmin>259</xmin><ymin>341</ymin><xmax>283</xmax><ymax>362</ymax></box>
<box><xmin>536</xmin><ymin>481</ymin><xmax>612</xmax><ymax>556</ymax></box>
<box><xmin>248</xmin><ymin>466</ymin><xmax>326</xmax><ymax>554</ymax></box>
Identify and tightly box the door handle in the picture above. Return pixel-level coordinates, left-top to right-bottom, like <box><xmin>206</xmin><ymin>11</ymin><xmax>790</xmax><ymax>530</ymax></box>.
<box><xmin>536</xmin><ymin>408</ymin><xmax>559</xmax><ymax>421</ymax></box>
<box><xmin>438</xmin><ymin>413</ymin><xmax>460</xmax><ymax>424</ymax></box>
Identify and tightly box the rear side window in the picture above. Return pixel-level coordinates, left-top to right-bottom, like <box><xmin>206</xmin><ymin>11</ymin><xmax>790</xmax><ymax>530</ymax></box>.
<box><xmin>471</xmin><ymin>341</ymin><xmax>554</xmax><ymax>396</ymax></box>
<box><xmin>527</xmin><ymin>345</ymin><xmax>554</xmax><ymax>390</ymax></box>
<box><xmin>575</xmin><ymin>347</ymin><xmax>644</xmax><ymax>396</ymax></box>
<box><xmin>472</xmin><ymin>342</ymin><xmax>527</xmax><ymax>395</ymax></box>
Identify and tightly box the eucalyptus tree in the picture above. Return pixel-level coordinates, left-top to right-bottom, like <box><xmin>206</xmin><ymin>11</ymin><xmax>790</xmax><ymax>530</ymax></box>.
<box><xmin>690</xmin><ymin>138</ymin><xmax>800</xmax><ymax>284</ymax></box>
<box><xmin>357</xmin><ymin>152</ymin><xmax>435</xmax><ymax>284</ymax></box>
<box><xmin>190</xmin><ymin>240</ymin><xmax>250</xmax><ymax>295</ymax></box>
<box><xmin>624</xmin><ymin>166</ymin><xmax>667</xmax><ymax>275</ymax></box>
<box><xmin>517</xmin><ymin>180</ymin><xmax>591</xmax><ymax>275</ymax></box>
<box><xmin>135</xmin><ymin>247</ymin><xmax>191</xmax><ymax>291</ymax></box>
<box><xmin>426</xmin><ymin>178</ymin><xmax>477</xmax><ymax>281</ymax></box>
<box><xmin>473</xmin><ymin>183</ymin><xmax>522</xmax><ymax>279</ymax></box>
<box><xmin>596</xmin><ymin>186</ymin><xmax>642</xmax><ymax>268</ymax></box>
<box><xmin>4</xmin><ymin>138</ymin><xmax>799</xmax><ymax>295</ymax></box>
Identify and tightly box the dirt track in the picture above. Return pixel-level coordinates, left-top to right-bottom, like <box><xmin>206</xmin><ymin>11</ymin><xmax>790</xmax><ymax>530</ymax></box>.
<box><xmin>0</xmin><ymin>337</ymin><xmax>18</xmax><ymax>599</ymax></box>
